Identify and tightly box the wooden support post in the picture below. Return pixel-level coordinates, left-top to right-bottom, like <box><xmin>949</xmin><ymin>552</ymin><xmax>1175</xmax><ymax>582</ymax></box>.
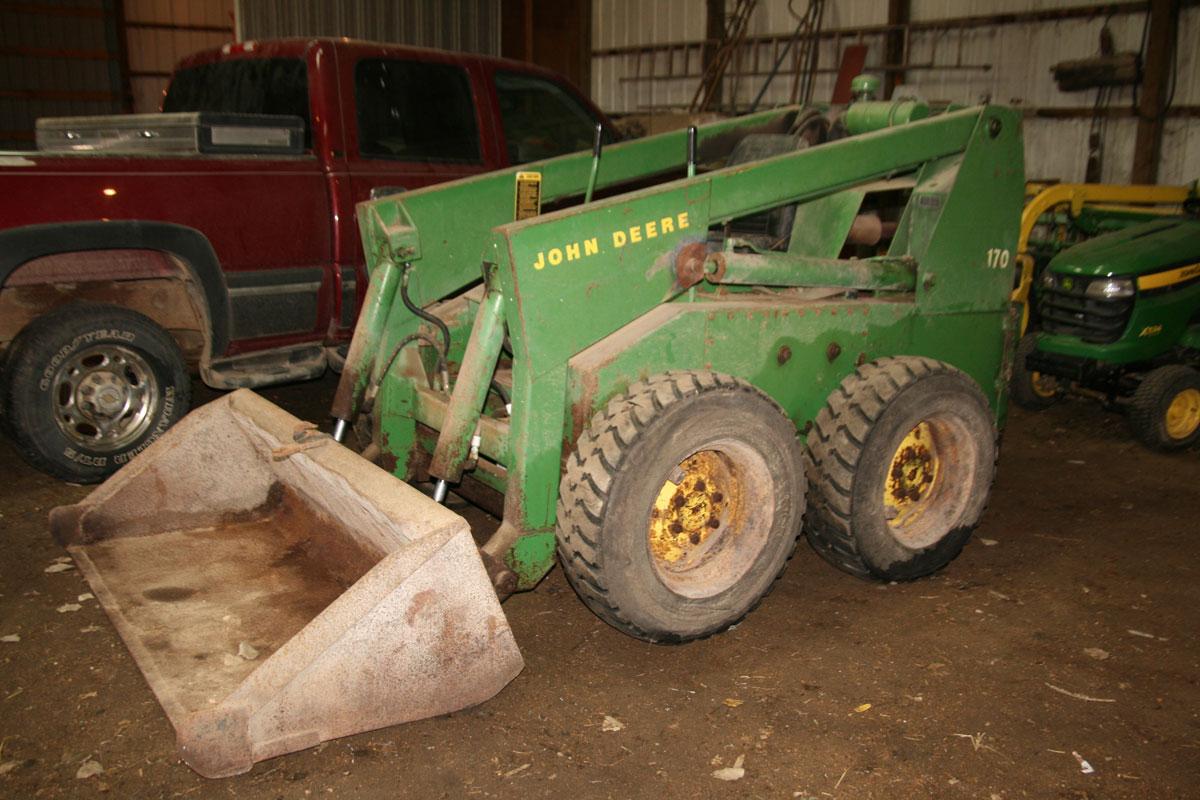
<box><xmin>1131</xmin><ymin>0</ymin><xmax>1180</xmax><ymax>184</ymax></box>
<box><xmin>703</xmin><ymin>0</ymin><xmax>726</xmax><ymax>108</ymax></box>
<box><xmin>109</xmin><ymin>0</ymin><xmax>134</xmax><ymax>113</ymax></box>
<box><xmin>883</xmin><ymin>0</ymin><xmax>909</xmax><ymax>99</ymax></box>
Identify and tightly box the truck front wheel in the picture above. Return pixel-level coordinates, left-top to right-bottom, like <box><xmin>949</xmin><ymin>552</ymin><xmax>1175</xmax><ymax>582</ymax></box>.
<box><xmin>556</xmin><ymin>371</ymin><xmax>806</xmax><ymax>643</ymax></box>
<box><xmin>805</xmin><ymin>357</ymin><xmax>997</xmax><ymax>581</ymax></box>
<box><xmin>1</xmin><ymin>303</ymin><xmax>190</xmax><ymax>483</ymax></box>
<box><xmin>1129</xmin><ymin>365</ymin><xmax>1200</xmax><ymax>451</ymax></box>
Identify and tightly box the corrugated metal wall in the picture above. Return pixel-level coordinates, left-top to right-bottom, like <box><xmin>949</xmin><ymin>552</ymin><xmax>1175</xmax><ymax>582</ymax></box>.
<box><xmin>125</xmin><ymin>0</ymin><xmax>235</xmax><ymax>113</ymax></box>
<box><xmin>593</xmin><ymin>0</ymin><xmax>1199</xmax><ymax>184</ymax></box>
<box><xmin>0</xmin><ymin>1</ymin><xmax>125</xmax><ymax>150</ymax></box>
<box><xmin>236</xmin><ymin>0</ymin><xmax>501</xmax><ymax>56</ymax></box>
<box><xmin>0</xmin><ymin>0</ymin><xmax>233</xmax><ymax>149</ymax></box>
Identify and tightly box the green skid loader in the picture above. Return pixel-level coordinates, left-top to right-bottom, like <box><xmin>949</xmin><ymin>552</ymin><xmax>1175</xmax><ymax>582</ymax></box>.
<box><xmin>51</xmin><ymin>96</ymin><xmax>1024</xmax><ymax>776</ymax></box>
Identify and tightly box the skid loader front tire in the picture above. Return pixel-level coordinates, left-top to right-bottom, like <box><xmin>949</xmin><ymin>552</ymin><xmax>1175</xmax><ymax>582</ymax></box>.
<box><xmin>556</xmin><ymin>371</ymin><xmax>806</xmax><ymax>643</ymax></box>
<box><xmin>805</xmin><ymin>357</ymin><xmax>996</xmax><ymax>581</ymax></box>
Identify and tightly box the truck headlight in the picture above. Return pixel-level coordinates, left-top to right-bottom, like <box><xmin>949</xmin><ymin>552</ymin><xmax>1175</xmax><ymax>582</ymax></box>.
<box><xmin>1085</xmin><ymin>277</ymin><xmax>1135</xmax><ymax>299</ymax></box>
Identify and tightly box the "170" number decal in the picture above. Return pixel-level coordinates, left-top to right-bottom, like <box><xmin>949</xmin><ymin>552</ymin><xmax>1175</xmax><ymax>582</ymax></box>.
<box><xmin>986</xmin><ymin>248</ymin><xmax>1011</xmax><ymax>269</ymax></box>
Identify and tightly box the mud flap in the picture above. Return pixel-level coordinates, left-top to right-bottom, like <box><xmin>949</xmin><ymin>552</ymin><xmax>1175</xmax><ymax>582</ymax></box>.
<box><xmin>49</xmin><ymin>389</ymin><xmax>523</xmax><ymax>778</ymax></box>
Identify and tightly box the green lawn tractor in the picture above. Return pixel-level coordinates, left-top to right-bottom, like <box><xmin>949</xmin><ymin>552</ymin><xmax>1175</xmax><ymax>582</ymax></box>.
<box><xmin>1011</xmin><ymin>189</ymin><xmax>1200</xmax><ymax>451</ymax></box>
<box><xmin>51</xmin><ymin>97</ymin><xmax>1024</xmax><ymax>777</ymax></box>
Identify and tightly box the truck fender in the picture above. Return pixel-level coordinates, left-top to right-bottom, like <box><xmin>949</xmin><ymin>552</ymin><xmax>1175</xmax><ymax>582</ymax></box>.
<box><xmin>0</xmin><ymin>221</ymin><xmax>231</xmax><ymax>359</ymax></box>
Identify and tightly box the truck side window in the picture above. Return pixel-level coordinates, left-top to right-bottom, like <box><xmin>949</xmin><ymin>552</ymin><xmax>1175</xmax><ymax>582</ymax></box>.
<box><xmin>494</xmin><ymin>72</ymin><xmax>607</xmax><ymax>163</ymax></box>
<box><xmin>354</xmin><ymin>59</ymin><xmax>481</xmax><ymax>163</ymax></box>
<box><xmin>164</xmin><ymin>58</ymin><xmax>311</xmax><ymax>148</ymax></box>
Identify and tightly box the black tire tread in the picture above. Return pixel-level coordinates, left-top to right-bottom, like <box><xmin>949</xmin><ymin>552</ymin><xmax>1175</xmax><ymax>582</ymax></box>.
<box><xmin>1129</xmin><ymin>364</ymin><xmax>1200</xmax><ymax>451</ymax></box>
<box><xmin>0</xmin><ymin>303</ymin><xmax>189</xmax><ymax>482</ymax></box>
<box><xmin>805</xmin><ymin>356</ymin><xmax>973</xmax><ymax>580</ymax></box>
<box><xmin>556</xmin><ymin>370</ymin><xmax>798</xmax><ymax>642</ymax></box>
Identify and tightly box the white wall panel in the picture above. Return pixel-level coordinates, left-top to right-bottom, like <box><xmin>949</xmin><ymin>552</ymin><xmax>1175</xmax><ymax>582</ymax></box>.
<box><xmin>236</xmin><ymin>0</ymin><xmax>500</xmax><ymax>57</ymax></box>
<box><xmin>125</xmin><ymin>0</ymin><xmax>235</xmax><ymax>112</ymax></box>
<box><xmin>593</xmin><ymin>0</ymin><xmax>1199</xmax><ymax>184</ymax></box>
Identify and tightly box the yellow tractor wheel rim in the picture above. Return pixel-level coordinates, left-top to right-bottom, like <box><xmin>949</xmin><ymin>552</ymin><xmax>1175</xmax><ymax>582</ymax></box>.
<box><xmin>1030</xmin><ymin>370</ymin><xmax>1058</xmax><ymax>399</ymax></box>
<box><xmin>883</xmin><ymin>421</ymin><xmax>941</xmax><ymax>530</ymax></box>
<box><xmin>649</xmin><ymin>450</ymin><xmax>741</xmax><ymax>569</ymax></box>
<box><xmin>1165</xmin><ymin>388</ymin><xmax>1200</xmax><ymax>440</ymax></box>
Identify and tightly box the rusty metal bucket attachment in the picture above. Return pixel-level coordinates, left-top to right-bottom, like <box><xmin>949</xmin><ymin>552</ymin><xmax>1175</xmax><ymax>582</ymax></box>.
<box><xmin>49</xmin><ymin>389</ymin><xmax>523</xmax><ymax>778</ymax></box>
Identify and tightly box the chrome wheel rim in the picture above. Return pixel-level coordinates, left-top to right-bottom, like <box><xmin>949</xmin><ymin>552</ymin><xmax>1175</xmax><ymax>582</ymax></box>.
<box><xmin>52</xmin><ymin>344</ymin><xmax>158</xmax><ymax>452</ymax></box>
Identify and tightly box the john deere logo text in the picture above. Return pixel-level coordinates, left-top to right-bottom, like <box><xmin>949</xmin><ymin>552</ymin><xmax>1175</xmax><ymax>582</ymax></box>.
<box><xmin>532</xmin><ymin>211</ymin><xmax>691</xmax><ymax>270</ymax></box>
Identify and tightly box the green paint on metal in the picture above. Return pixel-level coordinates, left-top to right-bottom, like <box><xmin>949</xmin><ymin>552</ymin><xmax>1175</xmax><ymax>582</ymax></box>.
<box><xmin>850</xmin><ymin>73</ymin><xmax>881</xmax><ymax>99</ymax></box>
<box><xmin>505</xmin><ymin>533</ymin><xmax>557</xmax><ymax>590</ymax></box>
<box><xmin>429</xmin><ymin>265</ymin><xmax>508</xmax><ymax>482</ymax></box>
<box><xmin>1037</xmin><ymin>218</ymin><xmax>1200</xmax><ymax>365</ymax></box>
<box><xmin>845</xmin><ymin>100</ymin><xmax>931</xmax><ymax>134</ymax></box>
<box><xmin>348</xmin><ymin>101</ymin><xmax>1025</xmax><ymax>593</ymax></box>
<box><xmin>710</xmin><ymin>250</ymin><xmax>917</xmax><ymax>291</ymax></box>
<box><xmin>787</xmin><ymin>188</ymin><xmax>867</xmax><ymax>256</ymax></box>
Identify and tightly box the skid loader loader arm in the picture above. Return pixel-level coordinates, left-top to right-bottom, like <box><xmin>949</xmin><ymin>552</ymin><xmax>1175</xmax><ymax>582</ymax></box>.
<box><xmin>49</xmin><ymin>389</ymin><xmax>523</xmax><ymax>778</ymax></box>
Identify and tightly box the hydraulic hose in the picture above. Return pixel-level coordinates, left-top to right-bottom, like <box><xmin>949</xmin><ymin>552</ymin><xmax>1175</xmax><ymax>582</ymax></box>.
<box><xmin>375</xmin><ymin>333</ymin><xmax>448</xmax><ymax>395</ymax></box>
<box><xmin>401</xmin><ymin>263</ymin><xmax>451</xmax><ymax>366</ymax></box>
<box><xmin>490</xmin><ymin>379</ymin><xmax>511</xmax><ymax>416</ymax></box>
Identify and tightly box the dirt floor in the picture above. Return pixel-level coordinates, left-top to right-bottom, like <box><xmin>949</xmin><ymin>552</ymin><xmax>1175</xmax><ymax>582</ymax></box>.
<box><xmin>1</xmin><ymin>373</ymin><xmax>1197</xmax><ymax>799</ymax></box>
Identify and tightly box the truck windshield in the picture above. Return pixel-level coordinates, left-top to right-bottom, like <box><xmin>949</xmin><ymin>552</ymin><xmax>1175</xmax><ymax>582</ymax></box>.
<box><xmin>164</xmin><ymin>58</ymin><xmax>311</xmax><ymax>148</ymax></box>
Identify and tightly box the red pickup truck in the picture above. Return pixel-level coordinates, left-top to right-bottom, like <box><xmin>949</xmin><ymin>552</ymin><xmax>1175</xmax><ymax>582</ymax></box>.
<box><xmin>0</xmin><ymin>38</ymin><xmax>613</xmax><ymax>482</ymax></box>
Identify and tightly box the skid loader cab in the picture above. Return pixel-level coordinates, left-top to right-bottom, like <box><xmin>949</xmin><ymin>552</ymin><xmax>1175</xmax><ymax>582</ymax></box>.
<box><xmin>55</xmin><ymin>97</ymin><xmax>1025</xmax><ymax>776</ymax></box>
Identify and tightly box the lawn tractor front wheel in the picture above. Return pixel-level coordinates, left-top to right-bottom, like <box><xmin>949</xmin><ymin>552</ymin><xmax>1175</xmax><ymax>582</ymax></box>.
<box><xmin>1010</xmin><ymin>333</ymin><xmax>1062</xmax><ymax>410</ymax></box>
<box><xmin>556</xmin><ymin>371</ymin><xmax>806</xmax><ymax>643</ymax></box>
<box><xmin>1129</xmin><ymin>365</ymin><xmax>1200</xmax><ymax>451</ymax></box>
<box><xmin>806</xmin><ymin>357</ymin><xmax>997</xmax><ymax>581</ymax></box>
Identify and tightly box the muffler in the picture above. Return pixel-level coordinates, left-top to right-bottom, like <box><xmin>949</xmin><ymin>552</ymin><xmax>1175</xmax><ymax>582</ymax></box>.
<box><xmin>49</xmin><ymin>389</ymin><xmax>523</xmax><ymax>778</ymax></box>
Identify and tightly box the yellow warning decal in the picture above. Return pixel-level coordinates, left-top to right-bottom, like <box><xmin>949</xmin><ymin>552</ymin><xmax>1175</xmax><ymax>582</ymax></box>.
<box><xmin>514</xmin><ymin>171</ymin><xmax>542</xmax><ymax>221</ymax></box>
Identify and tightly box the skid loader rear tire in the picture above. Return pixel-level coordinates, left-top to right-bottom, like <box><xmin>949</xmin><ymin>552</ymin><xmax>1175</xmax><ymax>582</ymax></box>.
<box><xmin>805</xmin><ymin>357</ymin><xmax>996</xmax><ymax>581</ymax></box>
<box><xmin>556</xmin><ymin>371</ymin><xmax>805</xmax><ymax>643</ymax></box>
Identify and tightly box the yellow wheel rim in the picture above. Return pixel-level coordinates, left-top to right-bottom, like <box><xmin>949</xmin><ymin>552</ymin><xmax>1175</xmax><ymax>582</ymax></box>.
<box><xmin>883</xmin><ymin>421</ymin><xmax>941</xmax><ymax>530</ymax></box>
<box><xmin>1165</xmin><ymin>388</ymin><xmax>1200</xmax><ymax>440</ymax></box>
<box><xmin>1030</xmin><ymin>370</ymin><xmax>1058</xmax><ymax>399</ymax></box>
<box><xmin>649</xmin><ymin>450</ymin><xmax>741</xmax><ymax>568</ymax></box>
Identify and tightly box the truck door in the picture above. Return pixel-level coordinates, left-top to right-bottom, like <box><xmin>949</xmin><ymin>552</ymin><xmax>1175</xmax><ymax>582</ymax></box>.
<box><xmin>340</xmin><ymin>52</ymin><xmax>498</xmax><ymax>318</ymax></box>
<box><xmin>344</xmin><ymin>54</ymin><xmax>497</xmax><ymax>222</ymax></box>
<box><xmin>161</xmin><ymin>52</ymin><xmax>334</xmax><ymax>352</ymax></box>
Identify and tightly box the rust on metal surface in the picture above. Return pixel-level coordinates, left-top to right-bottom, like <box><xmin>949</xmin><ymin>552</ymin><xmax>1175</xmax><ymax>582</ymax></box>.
<box><xmin>648</xmin><ymin>450</ymin><xmax>740</xmax><ymax>566</ymax></box>
<box><xmin>826</xmin><ymin>342</ymin><xmax>842</xmax><ymax>362</ymax></box>
<box><xmin>704</xmin><ymin>251</ymin><xmax>727</xmax><ymax>283</ymax></box>
<box><xmin>49</xmin><ymin>389</ymin><xmax>523</xmax><ymax>778</ymax></box>
<box><xmin>270</xmin><ymin>422</ymin><xmax>332</xmax><ymax>461</ymax></box>
<box><xmin>884</xmin><ymin>421</ymin><xmax>941</xmax><ymax>528</ymax></box>
<box><xmin>329</xmin><ymin>364</ymin><xmax>363</xmax><ymax>422</ymax></box>
<box><xmin>674</xmin><ymin>242</ymin><xmax>711</xmax><ymax>290</ymax></box>
<box><xmin>480</xmin><ymin>550</ymin><xmax>518</xmax><ymax>600</ymax></box>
